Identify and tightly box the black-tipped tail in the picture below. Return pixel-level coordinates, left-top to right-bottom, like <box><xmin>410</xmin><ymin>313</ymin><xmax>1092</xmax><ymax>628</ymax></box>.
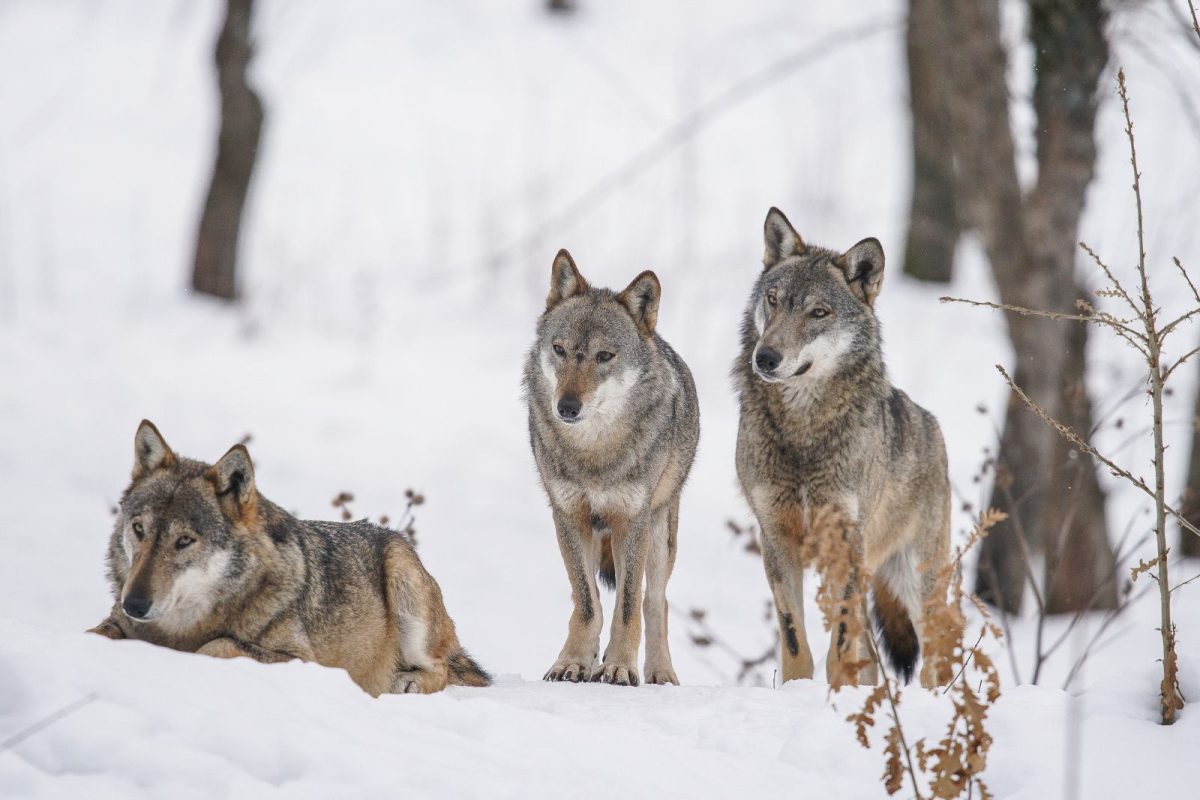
<box><xmin>448</xmin><ymin>648</ymin><xmax>492</xmax><ymax>687</ymax></box>
<box><xmin>872</xmin><ymin>580</ymin><xmax>919</xmax><ymax>684</ymax></box>
<box><xmin>597</xmin><ymin>537</ymin><xmax>616</xmax><ymax>590</ymax></box>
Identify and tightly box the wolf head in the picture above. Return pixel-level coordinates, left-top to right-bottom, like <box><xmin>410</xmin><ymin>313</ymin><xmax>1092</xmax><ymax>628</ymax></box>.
<box><xmin>529</xmin><ymin>249</ymin><xmax>660</xmax><ymax>428</ymax></box>
<box><xmin>109</xmin><ymin>421</ymin><xmax>261</xmax><ymax>633</ymax></box>
<box><xmin>745</xmin><ymin>207</ymin><xmax>885</xmax><ymax>385</ymax></box>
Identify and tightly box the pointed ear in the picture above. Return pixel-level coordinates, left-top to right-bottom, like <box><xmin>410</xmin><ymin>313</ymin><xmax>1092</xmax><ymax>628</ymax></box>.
<box><xmin>763</xmin><ymin>207</ymin><xmax>806</xmax><ymax>268</ymax></box>
<box><xmin>546</xmin><ymin>249</ymin><xmax>589</xmax><ymax>311</ymax></box>
<box><xmin>617</xmin><ymin>270</ymin><xmax>661</xmax><ymax>336</ymax></box>
<box><xmin>838</xmin><ymin>237</ymin><xmax>886</xmax><ymax>307</ymax></box>
<box><xmin>205</xmin><ymin>444</ymin><xmax>258</xmax><ymax>521</ymax></box>
<box><xmin>133</xmin><ymin>420</ymin><xmax>176</xmax><ymax>479</ymax></box>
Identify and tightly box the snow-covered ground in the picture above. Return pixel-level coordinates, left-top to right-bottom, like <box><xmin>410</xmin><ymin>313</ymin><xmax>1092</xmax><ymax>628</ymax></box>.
<box><xmin>1</xmin><ymin>0</ymin><xmax>1199</xmax><ymax>797</ymax></box>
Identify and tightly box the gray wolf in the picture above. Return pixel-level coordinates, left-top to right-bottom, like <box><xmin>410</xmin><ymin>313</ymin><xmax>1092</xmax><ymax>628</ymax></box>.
<box><xmin>524</xmin><ymin>250</ymin><xmax>700</xmax><ymax>686</ymax></box>
<box><xmin>88</xmin><ymin>421</ymin><xmax>490</xmax><ymax>695</ymax></box>
<box><xmin>733</xmin><ymin>208</ymin><xmax>950</xmax><ymax>687</ymax></box>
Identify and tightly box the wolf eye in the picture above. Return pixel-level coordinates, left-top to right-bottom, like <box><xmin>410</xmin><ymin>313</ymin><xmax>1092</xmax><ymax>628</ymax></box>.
<box><xmin>176</xmin><ymin>535</ymin><xmax>195</xmax><ymax>550</ymax></box>
<box><xmin>132</xmin><ymin>521</ymin><xmax>145</xmax><ymax>540</ymax></box>
<box><xmin>810</xmin><ymin>307</ymin><xmax>830</xmax><ymax>319</ymax></box>
<box><xmin>596</xmin><ymin>351</ymin><xmax>614</xmax><ymax>363</ymax></box>
<box><xmin>766</xmin><ymin>290</ymin><xmax>779</xmax><ymax>307</ymax></box>
<box><xmin>552</xmin><ymin>344</ymin><xmax>566</xmax><ymax>357</ymax></box>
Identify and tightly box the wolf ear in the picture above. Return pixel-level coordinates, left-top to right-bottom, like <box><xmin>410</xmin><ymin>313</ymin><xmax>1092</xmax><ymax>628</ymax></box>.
<box><xmin>838</xmin><ymin>237</ymin><xmax>886</xmax><ymax>307</ymax></box>
<box><xmin>617</xmin><ymin>270</ymin><xmax>661</xmax><ymax>337</ymax></box>
<box><xmin>206</xmin><ymin>444</ymin><xmax>258</xmax><ymax>521</ymax></box>
<box><xmin>546</xmin><ymin>249</ymin><xmax>589</xmax><ymax>311</ymax></box>
<box><xmin>763</xmin><ymin>207</ymin><xmax>806</xmax><ymax>268</ymax></box>
<box><xmin>133</xmin><ymin>420</ymin><xmax>176</xmax><ymax>479</ymax></box>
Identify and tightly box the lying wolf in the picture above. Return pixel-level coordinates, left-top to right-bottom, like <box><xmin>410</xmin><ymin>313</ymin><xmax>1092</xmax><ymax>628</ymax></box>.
<box><xmin>734</xmin><ymin>208</ymin><xmax>950</xmax><ymax>687</ymax></box>
<box><xmin>524</xmin><ymin>250</ymin><xmax>699</xmax><ymax>686</ymax></box>
<box><xmin>88</xmin><ymin>421</ymin><xmax>490</xmax><ymax>695</ymax></box>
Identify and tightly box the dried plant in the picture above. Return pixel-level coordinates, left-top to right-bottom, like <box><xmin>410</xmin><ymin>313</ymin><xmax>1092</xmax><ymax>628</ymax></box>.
<box><xmin>841</xmin><ymin>509</ymin><xmax>1005</xmax><ymax>799</ymax></box>
<box><xmin>332</xmin><ymin>488</ymin><xmax>425</xmax><ymax>546</ymax></box>
<box><xmin>943</xmin><ymin>70</ymin><xmax>1195</xmax><ymax>724</ymax></box>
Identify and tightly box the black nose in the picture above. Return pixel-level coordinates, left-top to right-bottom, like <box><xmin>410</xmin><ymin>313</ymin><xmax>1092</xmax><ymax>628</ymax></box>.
<box><xmin>755</xmin><ymin>347</ymin><xmax>782</xmax><ymax>373</ymax></box>
<box><xmin>557</xmin><ymin>396</ymin><xmax>582</xmax><ymax>421</ymax></box>
<box><xmin>122</xmin><ymin>594</ymin><xmax>152</xmax><ymax>619</ymax></box>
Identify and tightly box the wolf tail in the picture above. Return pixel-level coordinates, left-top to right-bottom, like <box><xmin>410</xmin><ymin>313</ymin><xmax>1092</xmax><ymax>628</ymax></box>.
<box><xmin>448</xmin><ymin>647</ymin><xmax>493</xmax><ymax>687</ymax></box>
<box><xmin>597</xmin><ymin>537</ymin><xmax>616</xmax><ymax>590</ymax></box>
<box><xmin>871</xmin><ymin>575</ymin><xmax>920</xmax><ymax>684</ymax></box>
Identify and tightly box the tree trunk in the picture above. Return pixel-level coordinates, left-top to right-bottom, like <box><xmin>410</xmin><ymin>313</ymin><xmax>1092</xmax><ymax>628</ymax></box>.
<box><xmin>928</xmin><ymin>0</ymin><xmax>1116</xmax><ymax>614</ymax></box>
<box><xmin>192</xmin><ymin>0</ymin><xmax>263</xmax><ymax>301</ymax></box>
<box><xmin>1182</xmin><ymin>370</ymin><xmax>1200</xmax><ymax>558</ymax></box>
<box><xmin>902</xmin><ymin>0</ymin><xmax>960</xmax><ymax>283</ymax></box>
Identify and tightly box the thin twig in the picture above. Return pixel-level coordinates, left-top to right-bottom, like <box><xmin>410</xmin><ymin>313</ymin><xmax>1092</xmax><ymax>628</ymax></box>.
<box><xmin>0</xmin><ymin>694</ymin><xmax>98</xmax><ymax>754</ymax></box>
<box><xmin>995</xmin><ymin>364</ymin><xmax>1200</xmax><ymax>540</ymax></box>
<box><xmin>942</xmin><ymin>627</ymin><xmax>987</xmax><ymax>695</ymax></box>
<box><xmin>940</xmin><ymin>296</ymin><xmax>1149</xmax><ymax>349</ymax></box>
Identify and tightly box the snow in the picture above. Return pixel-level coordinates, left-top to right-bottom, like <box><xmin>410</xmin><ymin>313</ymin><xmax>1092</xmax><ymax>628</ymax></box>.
<box><xmin>2</xmin><ymin>0</ymin><xmax>1200</xmax><ymax>797</ymax></box>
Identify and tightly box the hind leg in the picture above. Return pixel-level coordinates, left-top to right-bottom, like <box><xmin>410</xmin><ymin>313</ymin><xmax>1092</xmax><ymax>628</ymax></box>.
<box><xmin>386</xmin><ymin>545</ymin><xmax>453</xmax><ymax>695</ymax></box>
<box><xmin>642</xmin><ymin>500</ymin><xmax>678</xmax><ymax>685</ymax></box>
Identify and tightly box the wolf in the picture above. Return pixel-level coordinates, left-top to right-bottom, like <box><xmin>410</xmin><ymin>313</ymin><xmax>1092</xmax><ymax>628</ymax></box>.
<box><xmin>734</xmin><ymin>208</ymin><xmax>951</xmax><ymax>688</ymax></box>
<box><xmin>524</xmin><ymin>250</ymin><xmax>700</xmax><ymax>686</ymax></box>
<box><xmin>87</xmin><ymin>421</ymin><xmax>490</xmax><ymax>696</ymax></box>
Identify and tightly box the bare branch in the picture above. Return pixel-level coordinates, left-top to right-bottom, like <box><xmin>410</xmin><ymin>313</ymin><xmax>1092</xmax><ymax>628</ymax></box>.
<box><xmin>995</xmin><ymin>364</ymin><xmax>1200</xmax><ymax>539</ymax></box>
<box><xmin>1164</xmin><ymin>344</ymin><xmax>1200</xmax><ymax>383</ymax></box>
<box><xmin>1173</xmin><ymin>256</ymin><xmax>1200</xmax><ymax>306</ymax></box>
<box><xmin>1078</xmin><ymin>240</ymin><xmax>1142</xmax><ymax>318</ymax></box>
<box><xmin>940</xmin><ymin>296</ymin><xmax>1149</xmax><ymax>351</ymax></box>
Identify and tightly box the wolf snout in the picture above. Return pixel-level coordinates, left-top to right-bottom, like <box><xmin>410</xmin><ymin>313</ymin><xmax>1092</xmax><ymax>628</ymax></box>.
<box><xmin>122</xmin><ymin>593</ymin><xmax>153</xmax><ymax>620</ymax></box>
<box><xmin>754</xmin><ymin>347</ymin><xmax>782</xmax><ymax>375</ymax></box>
<box><xmin>556</xmin><ymin>395</ymin><xmax>583</xmax><ymax>423</ymax></box>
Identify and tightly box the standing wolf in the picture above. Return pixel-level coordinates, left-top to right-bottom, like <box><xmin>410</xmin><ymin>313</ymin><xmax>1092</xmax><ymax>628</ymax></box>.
<box><xmin>734</xmin><ymin>208</ymin><xmax>950</xmax><ymax>688</ymax></box>
<box><xmin>525</xmin><ymin>250</ymin><xmax>699</xmax><ymax>686</ymax></box>
<box><xmin>88</xmin><ymin>421</ymin><xmax>490</xmax><ymax>695</ymax></box>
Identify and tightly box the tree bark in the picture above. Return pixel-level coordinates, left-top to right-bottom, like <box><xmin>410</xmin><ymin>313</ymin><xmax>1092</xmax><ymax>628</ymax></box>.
<box><xmin>929</xmin><ymin>0</ymin><xmax>1116</xmax><ymax>614</ymax></box>
<box><xmin>192</xmin><ymin>0</ymin><xmax>263</xmax><ymax>301</ymax></box>
<box><xmin>1181</xmin><ymin>371</ymin><xmax>1200</xmax><ymax>558</ymax></box>
<box><xmin>902</xmin><ymin>0</ymin><xmax>960</xmax><ymax>283</ymax></box>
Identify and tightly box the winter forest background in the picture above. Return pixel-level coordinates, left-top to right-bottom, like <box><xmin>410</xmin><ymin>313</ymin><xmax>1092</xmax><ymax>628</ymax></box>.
<box><xmin>2</xmin><ymin>0</ymin><xmax>1200</xmax><ymax>797</ymax></box>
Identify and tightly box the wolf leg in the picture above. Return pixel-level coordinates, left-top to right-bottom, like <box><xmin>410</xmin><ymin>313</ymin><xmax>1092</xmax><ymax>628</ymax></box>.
<box><xmin>760</xmin><ymin>528</ymin><xmax>815</xmax><ymax>682</ymax></box>
<box><xmin>87</xmin><ymin>615</ymin><xmax>126</xmax><ymax>640</ymax></box>
<box><xmin>823</xmin><ymin>574</ymin><xmax>878</xmax><ymax>688</ymax></box>
<box><xmin>384</xmin><ymin>545</ymin><xmax>455</xmax><ymax>695</ymax></box>
<box><xmin>197</xmin><ymin>637</ymin><xmax>294</xmax><ymax>663</ymax></box>
<box><xmin>642</xmin><ymin>500</ymin><xmax>679</xmax><ymax>685</ymax></box>
<box><xmin>595</xmin><ymin>511</ymin><xmax>650</xmax><ymax>686</ymax></box>
<box><xmin>545</xmin><ymin>506</ymin><xmax>603</xmax><ymax>682</ymax></box>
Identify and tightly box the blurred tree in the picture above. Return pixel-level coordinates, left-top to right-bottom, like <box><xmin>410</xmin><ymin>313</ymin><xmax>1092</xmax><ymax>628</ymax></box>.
<box><xmin>547</xmin><ymin>0</ymin><xmax>576</xmax><ymax>13</ymax></box>
<box><xmin>192</xmin><ymin>0</ymin><xmax>263</xmax><ymax>301</ymax></box>
<box><xmin>1182</xmin><ymin>378</ymin><xmax>1200</xmax><ymax>558</ymax></box>
<box><xmin>901</xmin><ymin>0</ymin><xmax>959</xmax><ymax>283</ymax></box>
<box><xmin>924</xmin><ymin>0</ymin><xmax>1116</xmax><ymax>613</ymax></box>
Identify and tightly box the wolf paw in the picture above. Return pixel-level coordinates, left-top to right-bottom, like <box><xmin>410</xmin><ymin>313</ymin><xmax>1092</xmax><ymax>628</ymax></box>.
<box><xmin>87</xmin><ymin>619</ymin><xmax>125</xmax><ymax>640</ymax></box>
<box><xmin>544</xmin><ymin>660</ymin><xmax>593</xmax><ymax>683</ymax></box>
<box><xmin>395</xmin><ymin>671</ymin><xmax>426</xmax><ymax>694</ymax></box>
<box><xmin>197</xmin><ymin>638</ymin><xmax>242</xmax><ymax>659</ymax></box>
<box><xmin>643</xmin><ymin>666</ymin><xmax>679</xmax><ymax>686</ymax></box>
<box><xmin>592</xmin><ymin>662</ymin><xmax>640</xmax><ymax>687</ymax></box>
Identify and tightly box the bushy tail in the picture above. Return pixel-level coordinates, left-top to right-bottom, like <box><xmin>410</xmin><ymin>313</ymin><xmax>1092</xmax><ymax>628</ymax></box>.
<box><xmin>597</xmin><ymin>537</ymin><xmax>616</xmax><ymax>590</ymax></box>
<box><xmin>872</xmin><ymin>577</ymin><xmax>919</xmax><ymax>684</ymax></box>
<box><xmin>448</xmin><ymin>648</ymin><xmax>492</xmax><ymax>687</ymax></box>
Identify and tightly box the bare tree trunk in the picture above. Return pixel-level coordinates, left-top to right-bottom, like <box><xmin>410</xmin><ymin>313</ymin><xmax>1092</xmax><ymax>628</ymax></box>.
<box><xmin>929</xmin><ymin>0</ymin><xmax>1115</xmax><ymax>614</ymax></box>
<box><xmin>192</xmin><ymin>0</ymin><xmax>263</xmax><ymax>301</ymax></box>
<box><xmin>1182</xmin><ymin>370</ymin><xmax>1200</xmax><ymax>558</ymax></box>
<box><xmin>902</xmin><ymin>0</ymin><xmax>960</xmax><ymax>283</ymax></box>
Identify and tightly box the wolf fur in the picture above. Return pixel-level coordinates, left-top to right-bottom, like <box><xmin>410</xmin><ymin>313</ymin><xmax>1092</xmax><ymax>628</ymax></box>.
<box><xmin>524</xmin><ymin>249</ymin><xmax>700</xmax><ymax>686</ymax></box>
<box><xmin>87</xmin><ymin>421</ymin><xmax>490</xmax><ymax>695</ymax></box>
<box><xmin>733</xmin><ymin>208</ymin><xmax>951</xmax><ymax>687</ymax></box>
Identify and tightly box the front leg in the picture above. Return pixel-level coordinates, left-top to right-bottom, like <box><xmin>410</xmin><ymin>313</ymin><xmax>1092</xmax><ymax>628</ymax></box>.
<box><xmin>595</xmin><ymin>510</ymin><xmax>651</xmax><ymax>686</ymax></box>
<box><xmin>87</xmin><ymin>615</ymin><xmax>127</xmax><ymax>640</ymax></box>
<box><xmin>544</xmin><ymin>504</ymin><xmax>604</xmax><ymax>683</ymax></box>
<box><xmin>197</xmin><ymin>637</ymin><xmax>295</xmax><ymax>664</ymax></box>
